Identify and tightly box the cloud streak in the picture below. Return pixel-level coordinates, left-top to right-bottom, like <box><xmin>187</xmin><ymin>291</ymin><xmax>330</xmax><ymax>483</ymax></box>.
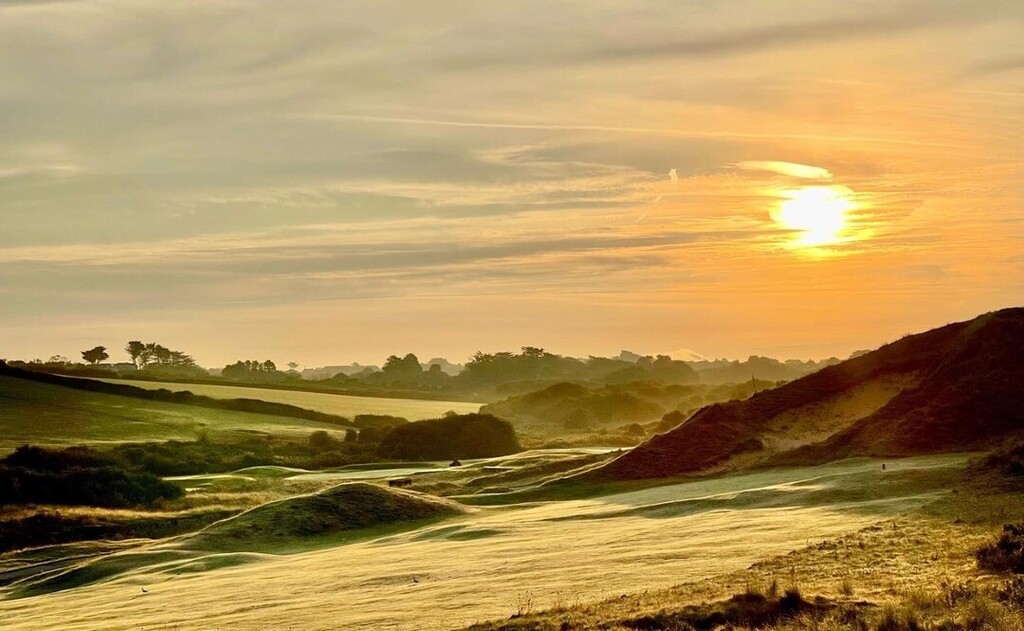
<box><xmin>0</xmin><ymin>0</ymin><xmax>1020</xmax><ymax>364</ymax></box>
<box><xmin>734</xmin><ymin>161</ymin><xmax>833</xmax><ymax>180</ymax></box>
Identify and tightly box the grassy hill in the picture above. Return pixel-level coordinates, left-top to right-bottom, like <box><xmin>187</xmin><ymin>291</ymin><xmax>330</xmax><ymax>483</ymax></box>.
<box><xmin>589</xmin><ymin>307</ymin><xmax>1024</xmax><ymax>480</ymax></box>
<box><xmin>0</xmin><ymin>372</ymin><xmax>353</xmax><ymax>452</ymax></box>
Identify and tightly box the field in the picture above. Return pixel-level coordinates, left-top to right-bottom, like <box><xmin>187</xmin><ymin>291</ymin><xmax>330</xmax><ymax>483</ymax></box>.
<box><xmin>0</xmin><ymin>374</ymin><xmax>352</xmax><ymax>452</ymax></box>
<box><xmin>0</xmin><ymin>454</ymin><xmax>972</xmax><ymax>630</ymax></box>
<box><xmin>99</xmin><ymin>378</ymin><xmax>481</xmax><ymax>420</ymax></box>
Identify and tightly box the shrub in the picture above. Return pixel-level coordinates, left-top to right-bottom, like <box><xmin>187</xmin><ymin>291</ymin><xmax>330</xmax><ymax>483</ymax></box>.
<box><xmin>0</xmin><ymin>461</ymin><xmax>183</xmax><ymax>509</ymax></box>
<box><xmin>976</xmin><ymin>523</ymin><xmax>1024</xmax><ymax>574</ymax></box>
<box><xmin>377</xmin><ymin>413</ymin><xmax>521</xmax><ymax>460</ymax></box>
<box><xmin>352</xmin><ymin>414</ymin><xmax>408</xmax><ymax>430</ymax></box>
<box><xmin>308</xmin><ymin>430</ymin><xmax>341</xmax><ymax>452</ymax></box>
<box><xmin>940</xmin><ymin>581</ymin><xmax>980</xmax><ymax>608</ymax></box>
<box><xmin>995</xmin><ymin>576</ymin><xmax>1024</xmax><ymax>608</ymax></box>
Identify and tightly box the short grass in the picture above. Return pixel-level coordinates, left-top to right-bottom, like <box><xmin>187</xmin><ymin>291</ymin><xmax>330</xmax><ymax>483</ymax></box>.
<box><xmin>0</xmin><ymin>374</ymin><xmax>352</xmax><ymax>452</ymax></box>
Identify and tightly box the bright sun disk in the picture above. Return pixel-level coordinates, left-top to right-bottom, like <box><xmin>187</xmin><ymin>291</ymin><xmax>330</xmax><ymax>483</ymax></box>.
<box><xmin>770</xmin><ymin>185</ymin><xmax>855</xmax><ymax>248</ymax></box>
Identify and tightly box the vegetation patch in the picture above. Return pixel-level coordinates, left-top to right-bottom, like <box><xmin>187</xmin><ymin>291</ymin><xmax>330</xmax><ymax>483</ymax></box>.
<box><xmin>0</xmin><ymin>446</ymin><xmax>183</xmax><ymax>509</ymax></box>
<box><xmin>976</xmin><ymin>523</ymin><xmax>1024</xmax><ymax>574</ymax></box>
<box><xmin>377</xmin><ymin>413</ymin><xmax>521</xmax><ymax>460</ymax></box>
<box><xmin>974</xmin><ymin>441</ymin><xmax>1024</xmax><ymax>478</ymax></box>
<box><xmin>621</xmin><ymin>589</ymin><xmax>824</xmax><ymax>631</ymax></box>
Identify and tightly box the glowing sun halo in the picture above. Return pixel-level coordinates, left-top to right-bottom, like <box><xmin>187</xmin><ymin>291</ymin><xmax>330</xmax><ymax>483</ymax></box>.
<box><xmin>770</xmin><ymin>185</ymin><xmax>855</xmax><ymax>248</ymax></box>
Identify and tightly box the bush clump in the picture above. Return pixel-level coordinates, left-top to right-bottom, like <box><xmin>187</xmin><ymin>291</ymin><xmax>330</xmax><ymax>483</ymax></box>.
<box><xmin>976</xmin><ymin>523</ymin><xmax>1024</xmax><ymax>574</ymax></box>
<box><xmin>0</xmin><ymin>445</ymin><xmax>183</xmax><ymax>508</ymax></box>
<box><xmin>377</xmin><ymin>413</ymin><xmax>521</xmax><ymax>460</ymax></box>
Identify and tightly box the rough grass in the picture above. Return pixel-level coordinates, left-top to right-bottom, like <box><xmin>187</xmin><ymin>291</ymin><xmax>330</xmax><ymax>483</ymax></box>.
<box><xmin>462</xmin><ymin>461</ymin><xmax>1024</xmax><ymax>631</ymax></box>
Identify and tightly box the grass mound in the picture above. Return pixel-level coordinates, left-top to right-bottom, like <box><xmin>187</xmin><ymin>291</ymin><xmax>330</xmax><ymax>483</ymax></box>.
<box><xmin>187</xmin><ymin>482</ymin><xmax>465</xmax><ymax>551</ymax></box>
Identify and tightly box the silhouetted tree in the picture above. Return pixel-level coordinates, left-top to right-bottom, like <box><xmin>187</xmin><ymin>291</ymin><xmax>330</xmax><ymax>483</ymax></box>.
<box><xmin>381</xmin><ymin>353</ymin><xmax>422</xmax><ymax>382</ymax></box>
<box><xmin>81</xmin><ymin>346</ymin><xmax>109</xmax><ymax>365</ymax></box>
<box><xmin>124</xmin><ymin>341</ymin><xmax>196</xmax><ymax>372</ymax></box>
<box><xmin>125</xmin><ymin>341</ymin><xmax>146</xmax><ymax>369</ymax></box>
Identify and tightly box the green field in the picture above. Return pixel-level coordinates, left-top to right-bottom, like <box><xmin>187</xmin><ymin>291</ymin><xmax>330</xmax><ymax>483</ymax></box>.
<box><xmin>0</xmin><ymin>374</ymin><xmax>350</xmax><ymax>452</ymax></box>
<box><xmin>99</xmin><ymin>378</ymin><xmax>481</xmax><ymax>420</ymax></box>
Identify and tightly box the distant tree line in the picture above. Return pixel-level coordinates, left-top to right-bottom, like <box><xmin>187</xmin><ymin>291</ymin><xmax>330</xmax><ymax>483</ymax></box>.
<box><xmin>222</xmin><ymin>359</ymin><xmax>286</xmax><ymax>382</ymax></box>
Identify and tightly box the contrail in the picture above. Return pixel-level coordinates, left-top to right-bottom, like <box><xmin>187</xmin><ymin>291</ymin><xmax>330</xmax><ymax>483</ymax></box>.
<box><xmin>295</xmin><ymin>112</ymin><xmax>959</xmax><ymax>148</ymax></box>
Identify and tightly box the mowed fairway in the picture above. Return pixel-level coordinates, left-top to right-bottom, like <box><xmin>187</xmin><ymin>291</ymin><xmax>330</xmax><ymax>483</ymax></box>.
<box><xmin>0</xmin><ymin>374</ymin><xmax>351</xmax><ymax>451</ymax></box>
<box><xmin>0</xmin><ymin>455</ymin><xmax>968</xmax><ymax>631</ymax></box>
<box><xmin>100</xmin><ymin>378</ymin><xmax>481</xmax><ymax>420</ymax></box>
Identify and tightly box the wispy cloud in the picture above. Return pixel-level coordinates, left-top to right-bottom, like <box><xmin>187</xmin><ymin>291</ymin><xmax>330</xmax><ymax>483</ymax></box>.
<box><xmin>0</xmin><ymin>0</ymin><xmax>1020</xmax><ymax>364</ymax></box>
<box><xmin>294</xmin><ymin>112</ymin><xmax>960</xmax><ymax>148</ymax></box>
<box><xmin>734</xmin><ymin>161</ymin><xmax>833</xmax><ymax>180</ymax></box>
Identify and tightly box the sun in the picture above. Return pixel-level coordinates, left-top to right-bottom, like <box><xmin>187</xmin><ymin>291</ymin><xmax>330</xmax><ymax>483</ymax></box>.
<box><xmin>770</xmin><ymin>185</ymin><xmax>855</xmax><ymax>248</ymax></box>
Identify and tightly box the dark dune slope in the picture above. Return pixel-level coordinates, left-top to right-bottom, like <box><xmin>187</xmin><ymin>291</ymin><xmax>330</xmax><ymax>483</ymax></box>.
<box><xmin>590</xmin><ymin>308</ymin><xmax>1024</xmax><ymax>481</ymax></box>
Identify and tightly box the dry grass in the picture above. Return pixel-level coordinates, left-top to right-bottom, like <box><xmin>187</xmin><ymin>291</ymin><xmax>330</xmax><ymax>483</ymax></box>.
<box><xmin>463</xmin><ymin>475</ymin><xmax>1024</xmax><ymax>631</ymax></box>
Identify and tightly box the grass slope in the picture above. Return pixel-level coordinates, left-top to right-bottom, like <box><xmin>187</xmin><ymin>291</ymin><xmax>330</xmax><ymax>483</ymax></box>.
<box><xmin>103</xmin><ymin>377</ymin><xmax>482</xmax><ymax>420</ymax></box>
<box><xmin>464</xmin><ymin>459</ymin><xmax>1024</xmax><ymax>631</ymax></box>
<box><xmin>0</xmin><ymin>372</ymin><xmax>351</xmax><ymax>452</ymax></box>
<box><xmin>592</xmin><ymin>307</ymin><xmax>1024</xmax><ymax>480</ymax></box>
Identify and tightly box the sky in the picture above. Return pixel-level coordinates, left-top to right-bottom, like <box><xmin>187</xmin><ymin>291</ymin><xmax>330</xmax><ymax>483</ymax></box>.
<box><xmin>1</xmin><ymin>0</ymin><xmax>1022</xmax><ymax>368</ymax></box>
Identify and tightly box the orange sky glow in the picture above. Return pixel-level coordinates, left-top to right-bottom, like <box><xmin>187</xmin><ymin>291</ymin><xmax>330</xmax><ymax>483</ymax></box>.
<box><xmin>0</xmin><ymin>1</ymin><xmax>1021</xmax><ymax>367</ymax></box>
